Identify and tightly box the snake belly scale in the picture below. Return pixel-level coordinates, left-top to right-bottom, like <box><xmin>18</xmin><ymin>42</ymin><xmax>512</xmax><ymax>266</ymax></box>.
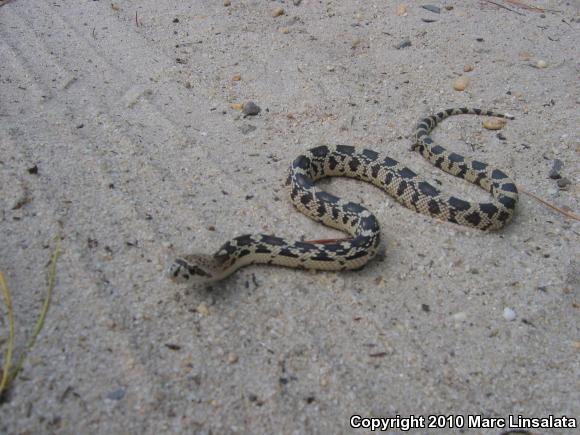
<box><xmin>168</xmin><ymin>108</ymin><xmax>518</xmax><ymax>284</ymax></box>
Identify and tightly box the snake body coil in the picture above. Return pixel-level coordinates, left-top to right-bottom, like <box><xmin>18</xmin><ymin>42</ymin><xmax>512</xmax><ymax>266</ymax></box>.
<box><xmin>169</xmin><ymin>108</ymin><xmax>518</xmax><ymax>284</ymax></box>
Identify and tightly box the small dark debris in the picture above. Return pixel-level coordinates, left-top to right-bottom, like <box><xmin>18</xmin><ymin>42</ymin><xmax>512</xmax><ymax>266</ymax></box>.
<box><xmin>421</xmin><ymin>303</ymin><xmax>430</xmax><ymax>312</ymax></box>
<box><xmin>126</xmin><ymin>240</ymin><xmax>138</xmax><ymax>247</ymax></box>
<box><xmin>305</xmin><ymin>396</ymin><xmax>315</xmax><ymax>404</ymax></box>
<box><xmin>27</xmin><ymin>164</ymin><xmax>38</xmax><ymax>175</ymax></box>
<box><xmin>520</xmin><ymin>143</ymin><xmax>530</xmax><ymax>150</ymax></box>
<box><xmin>76</xmin><ymin>124</ymin><xmax>84</xmax><ymax>129</ymax></box>
<box><xmin>542</xmin><ymin>99</ymin><xmax>555</xmax><ymax>107</ymax></box>
<box><xmin>245</xmin><ymin>194</ymin><xmax>254</xmax><ymax>200</ymax></box>
<box><xmin>476</xmin><ymin>37</ymin><xmax>484</xmax><ymax>42</ymax></box>
<box><xmin>395</xmin><ymin>38</ymin><xmax>411</xmax><ymax>49</ymax></box>
<box><xmin>87</xmin><ymin>238</ymin><xmax>98</xmax><ymax>249</ymax></box>
<box><xmin>248</xmin><ymin>393</ymin><xmax>258</xmax><ymax>402</ymax></box>
<box><xmin>557</xmin><ymin>177</ymin><xmax>571</xmax><ymax>189</ymax></box>
<box><xmin>239</xmin><ymin>124</ymin><xmax>257</xmax><ymax>135</ymax></box>
<box><xmin>108</xmin><ymin>183</ymin><xmax>115</xmax><ymax>189</ymax></box>
<box><xmin>421</xmin><ymin>18</ymin><xmax>437</xmax><ymax>23</ymax></box>
<box><xmin>107</xmin><ymin>388</ymin><xmax>125</xmax><ymax>401</ymax></box>
<box><xmin>537</xmin><ymin>286</ymin><xmax>547</xmax><ymax>292</ymax></box>
<box><xmin>521</xmin><ymin>318</ymin><xmax>535</xmax><ymax>327</ymax></box>
<box><xmin>496</xmin><ymin>133</ymin><xmax>506</xmax><ymax>141</ymax></box>
<box><xmin>221</xmin><ymin>190</ymin><xmax>229</xmax><ymax>195</ymax></box>
<box><xmin>549</xmin><ymin>159</ymin><xmax>563</xmax><ymax>179</ymax></box>
<box><xmin>243</xmin><ymin>101</ymin><xmax>261</xmax><ymax>117</ymax></box>
<box><xmin>164</xmin><ymin>343</ymin><xmax>181</xmax><ymax>351</ymax></box>
<box><xmin>421</xmin><ymin>5</ymin><xmax>440</xmax><ymax>13</ymax></box>
<box><xmin>369</xmin><ymin>352</ymin><xmax>388</xmax><ymax>358</ymax></box>
<box><xmin>208</xmin><ymin>225</ymin><xmax>216</xmax><ymax>231</ymax></box>
<box><xmin>173</xmin><ymin>18</ymin><xmax>179</xmax><ymax>23</ymax></box>
<box><xmin>145</xmin><ymin>213</ymin><xmax>153</xmax><ymax>220</ymax></box>
<box><xmin>176</xmin><ymin>58</ymin><xmax>187</xmax><ymax>64</ymax></box>
<box><xmin>279</xmin><ymin>377</ymin><xmax>288</xmax><ymax>385</ymax></box>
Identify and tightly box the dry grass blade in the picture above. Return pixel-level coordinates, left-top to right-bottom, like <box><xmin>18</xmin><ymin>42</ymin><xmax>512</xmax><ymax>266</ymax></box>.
<box><xmin>0</xmin><ymin>238</ymin><xmax>61</xmax><ymax>397</ymax></box>
<box><xmin>0</xmin><ymin>273</ymin><xmax>15</xmax><ymax>394</ymax></box>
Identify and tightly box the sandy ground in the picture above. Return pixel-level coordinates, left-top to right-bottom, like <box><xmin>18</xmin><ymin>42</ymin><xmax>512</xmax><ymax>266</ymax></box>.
<box><xmin>1</xmin><ymin>0</ymin><xmax>579</xmax><ymax>433</ymax></box>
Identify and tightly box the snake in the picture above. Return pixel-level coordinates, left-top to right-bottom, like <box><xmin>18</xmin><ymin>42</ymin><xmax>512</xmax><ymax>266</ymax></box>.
<box><xmin>168</xmin><ymin>108</ymin><xmax>518</xmax><ymax>285</ymax></box>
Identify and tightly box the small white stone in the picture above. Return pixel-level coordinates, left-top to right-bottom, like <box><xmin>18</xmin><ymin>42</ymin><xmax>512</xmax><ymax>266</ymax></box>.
<box><xmin>503</xmin><ymin>307</ymin><xmax>516</xmax><ymax>321</ymax></box>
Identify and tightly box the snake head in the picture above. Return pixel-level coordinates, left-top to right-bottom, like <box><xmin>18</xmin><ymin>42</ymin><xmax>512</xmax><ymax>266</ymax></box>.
<box><xmin>167</xmin><ymin>254</ymin><xmax>222</xmax><ymax>285</ymax></box>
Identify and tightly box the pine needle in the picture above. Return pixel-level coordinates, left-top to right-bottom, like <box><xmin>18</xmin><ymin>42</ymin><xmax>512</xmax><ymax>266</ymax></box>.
<box><xmin>520</xmin><ymin>187</ymin><xmax>580</xmax><ymax>222</ymax></box>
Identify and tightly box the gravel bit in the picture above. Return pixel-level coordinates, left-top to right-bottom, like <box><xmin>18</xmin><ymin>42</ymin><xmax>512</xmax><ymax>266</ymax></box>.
<box><xmin>271</xmin><ymin>7</ymin><xmax>284</xmax><ymax>17</ymax></box>
<box><xmin>503</xmin><ymin>307</ymin><xmax>516</xmax><ymax>321</ymax></box>
<box><xmin>453</xmin><ymin>76</ymin><xmax>469</xmax><ymax>91</ymax></box>
<box><xmin>549</xmin><ymin>159</ymin><xmax>563</xmax><ymax>179</ymax></box>
<box><xmin>107</xmin><ymin>388</ymin><xmax>126</xmax><ymax>401</ymax></box>
<box><xmin>422</xmin><ymin>5</ymin><xmax>441</xmax><ymax>13</ymax></box>
<box><xmin>240</xmin><ymin>124</ymin><xmax>257</xmax><ymax>134</ymax></box>
<box><xmin>243</xmin><ymin>101</ymin><xmax>261</xmax><ymax>117</ymax></box>
<box><xmin>557</xmin><ymin>177</ymin><xmax>571</xmax><ymax>189</ymax></box>
<box><xmin>483</xmin><ymin>118</ymin><xmax>507</xmax><ymax>130</ymax></box>
<box><xmin>395</xmin><ymin>38</ymin><xmax>412</xmax><ymax>49</ymax></box>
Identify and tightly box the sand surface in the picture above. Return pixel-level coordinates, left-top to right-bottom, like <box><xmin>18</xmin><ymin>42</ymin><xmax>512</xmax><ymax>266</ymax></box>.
<box><xmin>0</xmin><ymin>0</ymin><xmax>578</xmax><ymax>433</ymax></box>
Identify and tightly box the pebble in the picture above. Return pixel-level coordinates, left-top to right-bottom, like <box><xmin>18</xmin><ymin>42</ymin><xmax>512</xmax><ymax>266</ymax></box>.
<box><xmin>271</xmin><ymin>7</ymin><xmax>284</xmax><ymax>17</ymax></box>
<box><xmin>483</xmin><ymin>118</ymin><xmax>507</xmax><ymax>130</ymax></box>
<box><xmin>421</xmin><ymin>5</ymin><xmax>440</xmax><ymax>13</ymax></box>
<box><xmin>240</xmin><ymin>124</ymin><xmax>257</xmax><ymax>135</ymax></box>
<box><xmin>549</xmin><ymin>159</ymin><xmax>563</xmax><ymax>179</ymax></box>
<box><xmin>503</xmin><ymin>307</ymin><xmax>516</xmax><ymax>321</ymax></box>
<box><xmin>463</xmin><ymin>64</ymin><xmax>473</xmax><ymax>72</ymax></box>
<box><xmin>243</xmin><ymin>101</ymin><xmax>261</xmax><ymax>117</ymax></box>
<box><xmin>279</xmin><ymin>27</ymin><xmax>290</xmax><ymax>34</ymax></box>
<box><xmin>228</xmin><ymin>353</ymin><xmax>239</xmax><ymax>364</ymax></box>
<box><xmin>223</xmin><ymin>0</ymin><xmax>231</xmax><ymax>6</ymax></box>
<box><xmin>395</xmin><ymin>38</ymin><xmax>412</xmax><ymax>49</ymax></box>
<box><xmin>231</xmin><ymin>103</ymin><xmax>243</xmax><ymax>110</ymax></box>
<box><xmin>451</xmin><ymin>312</ymin><xmax>467</xmax><ymax>322</ymax></box>
<box><xmin>107</xmin><ymin>388</ymin><xmax>126</xmax><ymax>401</ymax></box>
<box><xmin>557</xmin><ymin>177</ymin><xmax>571</xmax><ymax>189</ymax></box>
<box><xmin>396</xmin><ymin>5</ymin><xmax>407</xmax><ymax>16</ymax></box>
<box><xmin>232</xmin><ymin>74</ymin><xmax>241</xmax><ymax>81</ymax></box>
<box><xmin>453</xmin><ymin>76</ymin><xmax>469</xmax><ymax>91</ymax></box>
<box><xmin>519</xmin><ymin>51</ymin><xmax>531</xmax><ymax>61</ymax></box>
<box><xmin>536</xmin><ymin>59</ymin><xmax>547</xmax><ymax>68</ymax></box>
<box><xmin>196</xmin><ymin>303</ymin><xmax>210</xmax><ymax>317</ymax></box>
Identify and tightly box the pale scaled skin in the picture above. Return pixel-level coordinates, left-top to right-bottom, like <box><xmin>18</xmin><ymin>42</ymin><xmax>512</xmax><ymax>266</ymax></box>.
<box><xmin>167</xmin><ymin>108</ymin><xmax>518</xmax><ymax>285</ymax></box>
